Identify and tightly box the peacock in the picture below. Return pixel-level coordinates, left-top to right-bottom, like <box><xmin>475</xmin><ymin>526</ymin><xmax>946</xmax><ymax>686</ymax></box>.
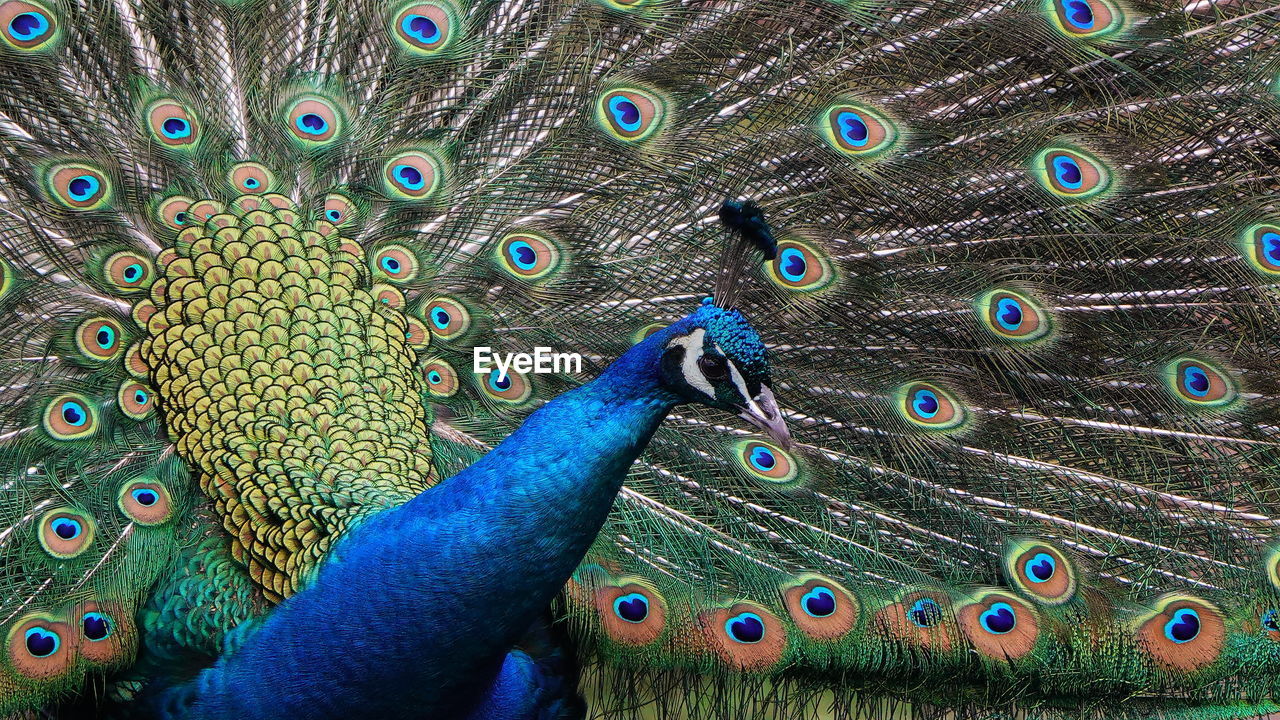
<box><xmin>1</xmin><ymin>0</ymin><xmax>1279</xmax><ymax>716</ymax></box>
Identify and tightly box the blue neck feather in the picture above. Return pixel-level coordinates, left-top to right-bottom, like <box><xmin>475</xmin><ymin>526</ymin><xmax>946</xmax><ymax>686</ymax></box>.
<box><xmin>160</xmin><ymin>325</ymin><xmax>688</xmax><ymax>720</ymax></box>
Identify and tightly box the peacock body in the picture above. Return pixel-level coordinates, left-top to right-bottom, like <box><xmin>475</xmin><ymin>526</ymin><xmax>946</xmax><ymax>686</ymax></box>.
<box><xmin>0</xmin><ymin>0</ymin><xmax>1279</xmax><ymax>717</ymax></box>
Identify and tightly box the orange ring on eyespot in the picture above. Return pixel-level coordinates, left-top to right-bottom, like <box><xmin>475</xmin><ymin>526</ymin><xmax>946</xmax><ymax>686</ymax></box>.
<box><xmin>117</xmin><ymin>381</ymin><xmax>154</xmax><ymax>420</ymax></box>
<box><xmin>1031</xmin><ymin>146</ymin><xmax>1111</xmax><ymax>199</ymax></box>
<box><xmin>38</xmin><ymin>508</ymin><xmax>95</xmax><ymax>558</ymax></box>
<box><xmin>286</xmin><ymin>97</ymin><xmax>342</xmax><ymax>145</ymax></box>
<box><xmin>975</xmin><ymin>289</ymin><xmax>1052</xmax><ymax>342</ymax></box>
<box><xmin>1136</xmin><ymin>595</ymin><xmax>1225</xmax><ymax>672</ymax></box>
<box><xmin>145</xmin><ymin>99</ymin><xmax>200</xmax><ymax>149</ymax></box>
<box><xmin>1005</xmin><ymin>541</ymin><xmax>1076</xmax><ymax>605</ymax></box>
<box><xmin>6</xmin><ymin>614</ymin><xmax>72</xmax><ymax>679</ymax></box>
<box><xmin>323</xmin><ymin>193</ymin><xmax>357</xmax><ymax>226</ymax></box>
<box><xmin>596</xmin><ymin>86</ymin><xmax>666</xmax><ymax>143</ymax></box>
<box><xmin>699</xmin><ymin>602</ymin><xmax>786</xmax><ymax>671</ymax></box>
<box><xmin>228</xmin><ymin>162</ymin><xmax>275</xmax><ymax>195</ymax></box>
<box><xmin>391</xmin><ymin>1</ymin><xmax>458</xmax><ymax>54</ymax></box>
<box><xmin>42</xmin><ymin>393</ymin><xmax>98</xmax><ymax>440</ymax></box>
<box><xmin>76</xmin><ymin>317</ymin><xmax>124</xmax><ymax>361</ymax></box>
<box><xmin>495</xmin><ymin>232</ymin><xmax>562</xmax><ymax>280</ymax></box>
<box><xmin>117</xmin><ymin>479</ymin><xmax>172</xmax><ymax>525</ymax></box>
<box><xmin>404</xmin><ymin>315</ymin><xmax>430</xmax><ymax>349</ymax></box>
<box><xmin>1</xmin><ymin>0</ymin><xmax>59</xmax><ymax>52</ymax></box>
<box><xmin>155</xmin><ymin>196</ymin><xmax>193</xmax><ymax>230</ymax></box>
<box><xmin>783</xmin><ymin>576</ymin><xmax>858</xmax><ymax>641</ymax></box>
<box><xmin>382</xmin><ymin>149</ymin><xmax>444</xmax><ymax>200</ymax></box>
<box><xmin>372</xmin><ymin>284</ymin><xmax>406</xmax><ymax>309</ymax></box>
<box><xmin>595</xmin><ymin>579</ymin><xmax>667</xmax><ymax>646</ymax></box>
<box><xmin>422</xmin><ymin>359</ymin><xmax>458</xmax><ymax>397</ymax></box>
<box><xmin>478</xmin><ymin>367</ymin><xmax>532</xmax><ymax>404</ymax></box>
<box><xmin>873</xmin><ymin>591</ymin><xmax>956</xmax><ymax>652</ymax></box>
<box><xmin>766</xmin><ymin>240</ymin><xmax>834</xmax><ymax>293</ymax></box>
<box><xmin>73</xmin><ymin>601</ymin><xmax>131</xmax><ymax>665</ymax></box>
<box><xmin>895</xmin><ymin>381</ymin><xmax>965</xmax><ymax>431</ymax></box>
<box><xmin>957</xmin><ymin>591</ymin><xmax>1039</xmax><ymax>660</ymax></box>
<box><xmin>423</xmin><ymin>297</ymin><xmax>470</xmax><ymax>339</ymax></box>
<box><xmin>1164</xmin><ymin>357</ymin><xmax>1236</xmax><ymax>408</ymax></box>
<box><xmin>372</xmin><ymin>244</ymin><xmax>419</xmax><ymax>282</ymax></box>
<box><xmin>734</xmin><ymin>440</ymin><xmax>798</xmax><ymax>483</ymax></box>
<box><xmin>819</xmin><ymin>102</ymin><xmax>897</xmax><ymax>157</ymax></box>
<box><xmin>46</xmin><ymin>163</ymin><xmax>111</xmax><ymax>210</ymax></box>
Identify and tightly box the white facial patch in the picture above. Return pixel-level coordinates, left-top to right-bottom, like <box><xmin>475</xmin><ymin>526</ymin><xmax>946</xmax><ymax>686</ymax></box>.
<box><xmin>667</xmin><ymin>329</ymin><xmax>716</xmax><ymax>399</ymax></box>
<box><xmin>717</xmin><ymin>342</ymin><xmax>757</xmax><ymax>412</ymax></box>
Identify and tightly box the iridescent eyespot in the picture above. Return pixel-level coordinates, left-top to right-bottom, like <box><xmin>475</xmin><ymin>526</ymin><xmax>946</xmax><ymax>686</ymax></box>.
<box><xmin>1240</xmin><ymin>223</ymin><xmax>1280</xmax><ymax>277</ymax></box>
<box><xmin>404</xmin><ymin>315</ymin><xmax>430</xmax><ymax>349</ymax></box>
<box><xmin>632</xmin><ymin>323</ymin><xmax>666</xmax><ymax>345</ymax></box>
<box><xmin>908</xmin><ymin>597</ymin><xmax>944</xmax><ymax>628</ymax></box>
<box><xmin>229</xmin><ymin>162</ymin><xmax>276</xmax><ymax>195</ymax></box>
<box><xmin>766</xmin><ymin>239</ymin><xmax>835</xmax><ymax>293</ymax></box>
<box><xmin>75</xmin><ymin>317</ymin><xmax>124</xmax><ymax>361</ymax></box>
<box><xmin>390</xmin><ymin>0</ymin><xmax>459</xmax><ymax>55</ymax></box>
<box><xmin>818</xmin><ymin>101</ymin><xmax>899</xmax><ymax>157</ymax></box>
<box><xmin>702</xmin><ymin>603</ymin><xmax>785</xmax><ymax>670</ymax></box>
<box><xmin>285</xmin><ymin>95</ymin><xmax>343</xmax><ymax>146</ymax></box>
<box><xmin>783</xmin><ymin>576</ymin><xmax>858</xmax><ymax>641</ymax></box>
<box><xmin>596</xmin><ymin>85</ymin><xmax>667</xmax><ymax>143</ymax></box>
<box><xmin>479</xmin><ymin>368</ymin><xmax>532</xmax><ymax>405</ymax></box>
<box><xmin>1046</xmin><ymin>0</ymin><xmax>1124</xmax><ymax>38</ymax></box>
<box><xmin>421</xmin><ymin>359</ymin><xmax>459</xmax><ymax>398</ymax></box>
<box><xmin>382</xmin><ymin>148</ymin><xmax>445</xmax><ymax>200</ymax></box>
<box><xmin>154</xmin><ymin>195</ymin><xmax>193</xmax><ymax>231</ymax></box>
<box><xmin>44</xmin><ymin>162</ymin><xmax>112</xmax><ymax>210</ymax></box>
<box><xmin>323</xmin><ymin>193</ymin><xmax>358</xmax><ymax>227</ymax></box>
<box><xmin>373</xmin><ymin>284</ymin><xmax>406</xmax><ymax>309</ymax></box>
<box><xmin>38</xmin><ymin>508</ymin><xmax>94</xmax><ymax>558</ymax></box>
<box><xmin>81</xmin><ymin>612</ymin><xmax>112</xmax><ymax>642</ymax></box>
<box><xmin>495</xmin><ymin>232</ymin><xmax>562</xmax><ymax>281</ymax></box>
<box><xmin>372</xmin><ymin>245</ymin><xmax>419</xmax><ymax>282</ymax></box>
<box><xmin>117</xmin><ymin>479</ymin><xmax>172</xmax><ymax>525</ymax></box>
<box><xmin>42</xmin><ymin>393</ymin><xmax>97</xmax><ymax>440</ymax></box>
<box><xmin>423</xmin><ymin>297</ymin><xmax>470</xmax><ymax>339</ymax></box>
<box><xmin>975</xmin><ymin>289</ymin><xmax>1053</xmax><ymax>342</ymax></box>
<box><xmin>612</xmin><ymin>593</ymin><xmax>650</xmax><ymax>623</ymax></box>
<box><xmin>895</xmin><ymin>382</ymin><xmax>966</xmax><ymax>432</ymax></box>
<box><xmin>1</xmin><ymin>0</ymin><xmax>59</xmax><ymax>52</ymax></box>
<box><xmin>145</xmin><ymin>99</ymin><xmax>200</xmax><ymax>150</ymax></box>
<box><xmin>1164</xmin><ymin>357</ymin><xmax>1237</xmax><ymax>409</ymax></box>
<box><xmin>724</xmin><ymin>612</ymin><xmax>765</xmax><ymax>644</ymax></box>
<box><xmin>978</xmin><ymin>602</ymin><xmax>1017</xmax><ymax>634</ymax></box>
<box><xmin>7</xmin><ymin>615</ymin><xmax>71</xmax><ymax>678</ymax></box>
<box><xmin>1031</xmin><ymin>146</ymin><xmax>1111</xmax><ymax>200</ymax></box>
<box><xmin>1137</xmin><ymin>595</ymin><xmax>1225</xmax><ymax>672</ymax></box>
<box><xmin>1261</xmin><ymin>609</ymin><xmax>1280</xmax><ymax>638</ymax></box>
<box><xmin>1005</xmin><ymin>541</ymin><xmax>1076</xmax><ymax>604</ymax></box>
<box><xmin>24</xmin><ymin>626</ymin><xmax>59</xmax><ymax>657</ymax></box>
<box><xmin>117</xmin><ymin>381</ymin><xmax>154</xmax><ymax>420</ymax></box>
<box><xmin>733</xmin><ymin>439</ymin><xmax>798</xmax><ymax>484</ymax></box>
<box><xmin>958</xmin><ymin>591</ymin><xmax>1039</xmax><ymax>660</ymax></box>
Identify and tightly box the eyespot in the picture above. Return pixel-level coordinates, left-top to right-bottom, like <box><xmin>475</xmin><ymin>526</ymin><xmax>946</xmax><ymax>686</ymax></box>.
<box><xmin>632</xmin><ymin>323</ymin><xmax>666</xmax><ymax>345</ymax></box>
<box><xmin>151</xmin><ymin>196</ymin><xmax>192</xmax><ymax>232</ymax></box>
<box><xmin>423</xmin><ymin>297</ymin><xmax>470</xmax><ymax>339</ymax></box>
<box><xmin>495</xmin><ymin>232</ymin><xmax>562</xmax><ymax>281</ymax></box>
<box><xmin>734</xmin><ymin>439</ymin><xmax>798</xmax><ymax>484</ymax></box>
<box><xmin>1261</xmin><ymin>609</ymin><xmax>1280</xmax><ymax>640</ymax></box>
<box><xmin>373</xmin><ymin>284</ymin><xmax>406</xmax><ymax>309</ymax></box>
<box><xmin>285</xmin><ymin>95</ymin><xmax>343</xmax><ymax>147</ymax></box>
<box><xmin>1265</xmin><ymin>545</ymin><xmax>1280</xmax><ymax>592</ymax></box>
<box><xmin>75</xmin><ymin>317</ymin><xmax>124</xmax><ymax>361</ymax></box>
<box><xmin>117</xmin><ymin>479</ymin><xmax>172</xmax><ymax>525</ymax></box>
<box><xmin>372</xmin><ymin>244</ymin><xmax>419</xmax><ymax>282</ymax></box>
<box><xmin>390</xmin><ymin>0</ymin><xmax>459</xmax><ymax>55</ymax></box>
<box><xmin>1</xmin><ymin>0</ymin><xmax>59</xmax><ymax>52</ymax></box>
<box><xmin>44</xmin><ymin>162</ymin><xmax>112</xmax><ymax>210</ymax></box>
<box><xmin>957</xmin><ymin>592</ymin><xmax>1039</xmax><ymax>660</ymax></box>
<box><xmin>228</xmin><ymin>162</ymin><xmax>276</xmax><ymax>195</ymax></box>
<box><xmin>612</xmin><ymin>593</ymin><xmax>650</xmax><ymax>623</ymax></box>
<box><xmin>42</xmin><ymin>393</ymin><xmax>98</xmax><ymax>440</ymax></box>
<box><xmin>895</xmin><ymin>382</ymin><xmax>966</xmax><ymax>432</ymax></box>
<box><xmin>117</xmin><ymin>381</ymin><xmax>154</xmax><ymax>420</ymax></box>
<box><xmin>382</xmin><ymin>148</ymin><xmax>445</xmax><ymax>200</ymax></box>
<box><xmin>701</xmin><ymin>603</ymin><xmax>786</xmax><ymax>670</ymax></box>
<box><xmin>594</xmin><ymin>579</ymin><xmax>666</xmax><ymax>646</ymax></box>
<box><xmin>403</xmin><ymin>315</ymin><xmax>430</xmax><ymax>349</ymax></box>
<box><xmin>323</xmin><ymin>193</ymin><xmax>358</xmax><ymax>227</ymax></box>
<box><xmin>7</xmin><ymin>615</ymin><xmax>72</xmax><ymax>679</ymax></box>
<box><xmin>783</xmin><ymin>576</ymin><xmax>858</xmax><ymax>641</ymax></box>
<box><xmin>596</xmin><ymin>86</ymin><xmax>667</xmax><ymax>143</ymax></box>
<box><xmin>908</xmin><ymin>597</ymin><xmax>943</xmax><ymax>628</ymax></box>
<box><xmin>1005</xmin><ymin>540</ymin><xmax>1077</xmax><ymax>604</ymax></box>
<box><xmin>421</xmin><ymin>359</ymin><xmax>458</xmax><ymax>397</ymax></box>
<box><xmin>1137</xmin><ymin>595</ymin><xmax>1224</xmax><ymax>672</ymax></box>
<box><xmin>1164</xmin><ymin>357</ymin><xmax>1237</xmax><ymax>408</ymax></box>
<box><xmin>724</xmin><ymin>612</ymin><xmax>765</xmax><ymax>643</ymax></box>
<box><xmin>80</xmin><ymin>612</ymin><xmax>112</xmax><ymax>642</ymax></box>
<box><xmin>818</xmin><ymin>101</ymin><xmax>898</xmax><ymax>157</ymax></box>
<box><xmin>479</xmin><ymin>368</ymin><xmax>532</xmax><ymax>405</ymax></box>
<box><xmin>975</xmin><ymin>289</ymin><xmax>1052</xmax><ymax>342</ymax></box>
<box><xmin>38</xmin><ymin>508</ymin><xmax>94</xmax><ymax>558</ymax></box>
<box><xmin>1031</xmin><ymin>146</ymin><xmax>1111</xmax><ymax>200</ymax></box>
<box><xmin>145</xmin><ymin>99</ymin><xmax>200</xmax><ymax>150</ymax></box>
<box><xmin>766</xmin><ymin>239</ymin><xmax>834</xmax><ymax>293</ymax></box>
<box><xmin>1240</xmin><ymin>223</ymin><xmax>1280</xmax><ymax>277</ymax></box>
<box><xmin>1046</xmin><ymin>0</ymin><xmax>1124</xmax><ymax>38</ymax></box>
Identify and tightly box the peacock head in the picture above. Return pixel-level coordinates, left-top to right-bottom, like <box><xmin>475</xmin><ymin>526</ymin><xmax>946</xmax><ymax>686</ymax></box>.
<box><xmin>656</xmin><ymin>298</ymin><xmax>790</xmax><ymax>446</ymax></box>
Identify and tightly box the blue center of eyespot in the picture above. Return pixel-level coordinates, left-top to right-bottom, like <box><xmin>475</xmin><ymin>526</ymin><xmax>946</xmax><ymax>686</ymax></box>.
<box><xmin>1262</xmin><ymin>609</ymin><xmax>1280</xmax><ymax>632</ymax></box>
<box><xmin>431</xmin><ymin>307</ymin><xmax>450</xmax><ymax>329</ymax></box>
<box><xmin>9</xmin><ymin>12</ymin><xmax>49</xmax><ymax>41</ymax></box>
<box><xmin>908</xmin><ymin>598</ymin><xmax>943</xmax><ymax>628</ymax></box>
<box><xmin>608</xmin><ymin>96</ymin><xmax>642</xmax><ymax>132</ymax></box>
<box><xmin>242</xmin><ymin>177</ymin><xmax>260</xmax><ymax>189</ymax></box>
<box><xmin>748</xmin><ymin>446</ymin><xmax>776</xmax><ymax>472</ymax></box>
<box><xmin>380</xmin><ymin>256</ymin><xmax>402</xmax><ymax>273</ymax></box>
<box><xmin>296</xmin><ymin>113</ymin><xmax>328</xmax><ymax>135</ymax></box>
<box><xmin>801</xmin><ymin>586</ymin><xmax>837</xmax><ymax>618</ymax></box>
<box><xmin>51</xmin><ymin>516</ymin><xmax>81</xmax><ymax>540</ymax></box>
<box><xmin>912</xmin><ymin>389</ymin><xmax>939</xmax><ymax>418</ymax></box>
<box><xmin>133</xmin><ymin>389</ymin><xmax>149</xmax><ymax>405</ymax></box>
<box><xmin>836</xmin><ymin>111</ymin><xmax>869</xmax><ymax>147</ymax></box>
<box><xmin>82</xmin><ymin>612</ymin><xmax>111</xmax><ymax>641</ymax></box>
<box><xmin>61</xmin><ymin>401</ymin><xmax>87</xmax><ymax>427</ymax></box>
<box><xmin>131</xmin><ymin>488</ymin><xmax>158</xmax><ymax>506</ymax></box>
<box><xmin>725</xmin><ymin>612</ymin><xmax>765</xmax><ymax>643</ymax></box>
<box><xmin>1052</xmin><ymin>156</ymin><xmax>1083</xmax><ymax>189</ymax></box>
<box><xmin>122</xmin><ymin>263</ymin><xmax>143</xmax><ymax>282</ymax></box>
<box><xmin>327</xmin><ymin>209</ymin><xmax>342</xmax><ymax>222</ymax></box>
<box><xmin>1182</xmin><ymin>366</ymin><xmax>1210</xmax><ymax>397</ymax></box>
<box><xmin>174</xmin><ymin>211</ymin><xmax>187</xmax><ymax>225</ymax></box>
<box><xmin>68</xmin><ymin>175</ymin><xmax>100</xmax><ymax>201</ymax></box>
<box><xmin>488</xmin><ymin>369</ymin><xmax>512</xmax><ymax>392</ymax></box>
<box><xmin>96</xmin><ymin>326</ymin><xmax>115</xmax><ymax>348</ymax></box>
<box><xmin>996</xmin><ymin>297</ymin><xmax>1023</xmax><ymax>330</ymax></box>
<box><xmin>395</xmin><ymin>164</ymin><xmax>425</xmax><ymax>190</ymax></box>
<box><xmin>161</xmin><ymin>117</ymin><xmax>191</xmax><ymax>139</ymax></box>
<box><xmin>403</xmin><ymin>14</ymin><xmax>441</xmax><ymax>43</ymax></box>
<box><xmin>1025</xmin><ymin>552</ymin><xmax>1056</xmax><ymax>582</ymax></box>
<box><xmin>1263</xmin><ymin>232</ymin><xmax>1280</xmax><ymax>264</ymax></box>
<box><xmin>1062</xmin><ymin>0</ymin><xmax>1094</xmax><ymax>28</ymax></box>
<box><xmin>1164</xmin><ymin>608</ymin><xmax>1201</xmax><ymax>643</ymax></box>
<box><xmin>778</xmin><ymin>247</ymin><xmax>807</xmax><ymax>282</ymax></box>
<box><xmin>24</xmin><ymin>627</ymin><xmax>59</xmax><ymax>658</ymax></box>
<box><xmin>427</xmin><ymin>370</ymin><xmax>442</xmax><ymax>384</ymax></box>
<box><xmin>980</xmin><ymin>602</ymin><xmax>1017</xmax><ymax>634</ymax></box>
<box><xmin>613</xmin><ymin>593</ymin><xmax>649</xmax><ymax>623</ymax></box>
<box><xmin>507</xmin><ymin>241</ymin><xmax>537</xmax><ymax>270</ymax></box>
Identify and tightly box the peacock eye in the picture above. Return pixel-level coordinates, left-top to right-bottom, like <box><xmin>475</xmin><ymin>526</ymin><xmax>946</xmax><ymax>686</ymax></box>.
<box><xmin>698</xmin><ymin>354</ymin><xmax>729</xmax><ymax>381</ymax></box>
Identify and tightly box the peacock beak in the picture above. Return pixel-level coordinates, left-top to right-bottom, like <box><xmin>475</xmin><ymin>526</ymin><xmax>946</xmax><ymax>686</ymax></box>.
<box><xmin>737</xmin><ymin>384</ymin><xmax>792</xmax><ymax>448</ymax></box>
